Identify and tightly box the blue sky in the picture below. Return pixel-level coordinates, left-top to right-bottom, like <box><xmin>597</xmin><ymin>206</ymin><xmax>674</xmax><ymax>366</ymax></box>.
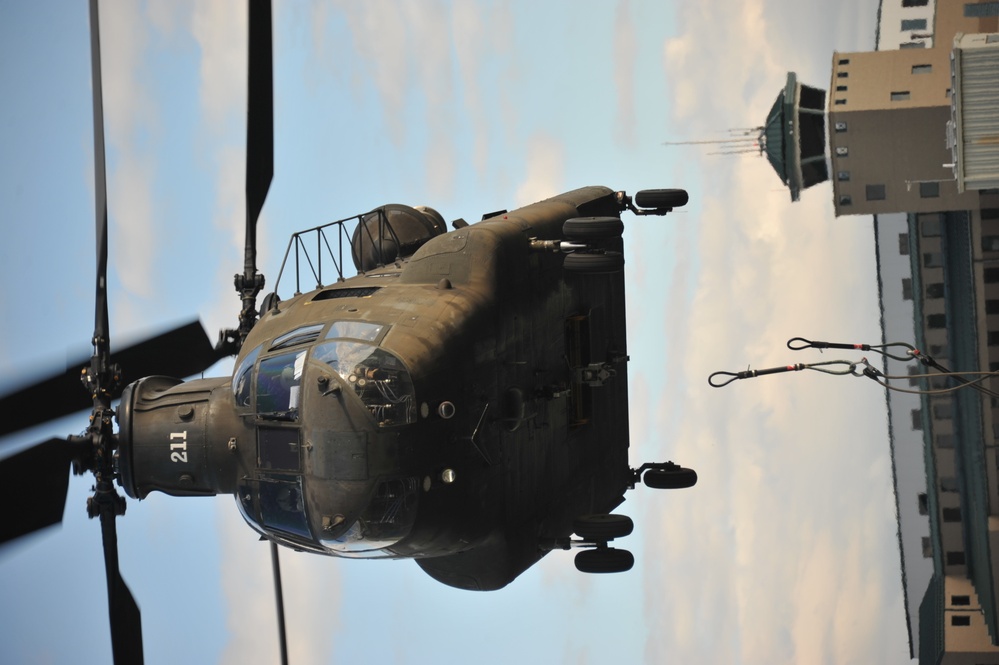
<box><xmin>0</xmin><ymin>1</ymin><xmax>912</xmax><ymax>663</ymax></box>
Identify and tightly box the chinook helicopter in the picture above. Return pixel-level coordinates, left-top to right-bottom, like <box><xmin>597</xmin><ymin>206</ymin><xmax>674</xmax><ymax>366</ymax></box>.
<box><xmin>0</xmin><ymin>0</ymin><xmax>696</xmax><ymax>663</ymax></box>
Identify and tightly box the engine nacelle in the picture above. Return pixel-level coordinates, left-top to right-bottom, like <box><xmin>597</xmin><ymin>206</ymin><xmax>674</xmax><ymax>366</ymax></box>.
<box><xmin>117</xmin><ymin>376</ymin><xmax>243</xmax><ymax>499</ymax></box>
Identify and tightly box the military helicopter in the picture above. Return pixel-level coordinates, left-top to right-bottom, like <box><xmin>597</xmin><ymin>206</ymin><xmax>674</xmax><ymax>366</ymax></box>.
<box><xmin>0</xmin><ymin>1</ymin><xmax>696</xmax><ymax>663</ymax></box>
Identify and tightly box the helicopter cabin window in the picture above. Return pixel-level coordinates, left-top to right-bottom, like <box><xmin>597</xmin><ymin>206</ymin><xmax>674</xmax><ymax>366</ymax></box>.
<box><xmin>256</xmin><ymin>351</ymin><xmax>306</xmax><ymax>420</ymax></box>
<box><xmin>313</xmin><ymin>341</ymin><xmax>415</xmax><ymax>426</ymax></box>
<box><xmin>326</xmin><ymin>321</ymin><xmax>385</xmax><ymax>343</ymax></box>
<box><xmin>270</xmin><ymin>323</ymin><xmax>325</xmax><ymax>351</ymax></box>
<box><xmin>258</xmin><ymin>427</ymin><xmax>302</xmax><ymax>471</ymax></box>
<box><xmin>258</xmin><ymin>475</ymin><xmax>312</xmax><ymax>539</ymax></box>
<box><xmin>233</xmin><ymin>344</ymin><xmax>262</xmax><ymax>409</ymax></box>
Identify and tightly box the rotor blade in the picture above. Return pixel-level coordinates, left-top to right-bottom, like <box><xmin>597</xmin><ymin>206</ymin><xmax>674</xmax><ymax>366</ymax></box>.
<box><xmin>89</xmin><ymin>0</ymin><xmax>111</xmax><ymax>364</ymax></box>
<box><xmin>100</xmin><ymin>502</ymin><xmax>144</xmax><ymax>665</ymax></box>
<box><xmin>245</xmin><ymin>0</ymin><xmax>273</xmax><ymax>279</ymax></box>
<box><xmin>0</xmin><ymin>438</ymin><xmax>76</xmax><ymax>544</ymax></box>
<box><xmin>271</xmin><ymin>542</ymin><xmax>289</xmax><ymax>665</ymax></box>
<box><xmin>0</xmin><ymin>320</ymin><xmax>224</xmax><ymax>439</ymax></box>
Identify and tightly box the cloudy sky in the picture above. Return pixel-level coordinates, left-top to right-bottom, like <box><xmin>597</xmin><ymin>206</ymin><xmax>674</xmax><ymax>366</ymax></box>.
<box><xmin>0</xmin><ymin>1</ymin><xmax>912</xmax><ymax>663</ymax></box>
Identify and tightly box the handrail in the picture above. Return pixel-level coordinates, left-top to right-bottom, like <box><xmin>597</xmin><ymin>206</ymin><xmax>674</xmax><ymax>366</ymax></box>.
<box><xmin>272</xmin><ymin>208</ymin><xmax>403</xmax><ymax>297</ymax></box>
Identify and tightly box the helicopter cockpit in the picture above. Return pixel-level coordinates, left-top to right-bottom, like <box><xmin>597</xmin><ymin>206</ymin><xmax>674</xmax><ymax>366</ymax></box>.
<box><xmin>229</xmin><ymin>319</ymin><xmax>420</xmax><ymax>557</ymax></box>
<box><xmin>232</xmin><ymin>320</ymin><xmax>416</xmax><ymax>427</ymax></box>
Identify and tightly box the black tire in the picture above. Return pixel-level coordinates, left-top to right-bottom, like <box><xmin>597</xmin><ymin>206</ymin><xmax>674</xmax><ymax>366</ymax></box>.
<box><xmin>643</xmin><ymin>467</ymin><xmax>698</xmax><ymax>489</ymax></box>
<box><xmin>562</xmin><ymin>216</ymin><xmax>624</xmax><ymax>240</ymax></box>
<box><xmin>634</xmin><ymin>188</ymin><xmax>688</xmax><ymax>209</ymax></box>
<box><xmin>563</xmin><ymin>251</ymin><xmax>624</xmax><ymax>274</ymax></box>
<box><xmin>574</xmin><ymin>547</ymin><xmax>635</xmax><ymax>574</ymax></box>
<box><xmin>573</xmin><ymin>513</ymin><xmax>634</xmax><ymax>540</ymax></box>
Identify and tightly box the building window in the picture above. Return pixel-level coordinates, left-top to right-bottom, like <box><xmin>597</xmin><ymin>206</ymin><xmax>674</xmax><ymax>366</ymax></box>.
<box><xmin>912</xmin><ymin>409</ymin><xmax>924</xmax><ymax>430</ymax></box>
<box><xmin>947</xmin><ymin>551</ymin><xmax>966</xmax><ymax>565</ymax></box>
<box><xmin>986</xmin><ymin>267</ymin><xmax>999</xmax><ymax>283</ymax></box>
<box><xmin>984</xmin><ymin>208</ymin><xmax>999</xmax><ymax>220</ymax></box>
<box><xmin>838</xmin><ymin>71</ymin><xmax>848</xmax><ymax>78</ymax></box>
<box><xmin>836</xmin><ymin>146</ymin><xmax>848</xmax><ymax>156</ymax></box>
<box><xmin>983</xmin><ymin>236</ymin><xmax>999</xmax><ymax>252</ymax></box>
<box><xmin>835</xmin><ymin>99</ymin><xmax>847</xmax><ymax>105</ymax></box>
<box><xmin>903</xmin><ymin>0</ymin><xmax>929</xmax><ymax>6</ymax></box>
<box><xmin>927</xmin><ymin>313</ymin><xmax>947</xmax><ymax>328</ymax></box>
<box><xmin>901</xmin><ymin>41</ymin><xmax>927</xmax><ymax>49</ymax></box>
<box><xmin>951</xmin><ymin>615</ymin><xmax>971</xmax><ymax>627</ymax></box>
<box><xmin>836</xmin><ymin>85</ymin><xmax>848</xmax><ymax>92</ymax></box>
<box><xmin>902</xmin><ymin>278</ymin><xmax>913</xmax><ymax>300</ymax></box>
<box><xmin>837</xmin><ymin>170</ymin><xmax>850</xmax><ymax>181</ymax></box>
<box><xmin>926</xmin><ymin>282</ymin><xmax>944</xmax><ymax>299</ymax></box>
<box><xmin>908</xmin><ymin>365</ymin><xmax>922</xmax><ymax>386</ymax></box>
<box><xmin>924</xmin><ymin>252</ymin><xmax>943</xmax><ymax>268</ymax></box>
<box><xmin>943</xmin><ymin>507</ymin><xmax>962</xmax><ymax>522</ymax></box>
<box><xmin>835</xmin><ymin>122</ymin><xmax>848</xmax><ymax>132</ymax></box>
<box><xmin>920</xmin><ymin>213</ymin><xmax>942</xmax><ymax>236</ymax></box>
<box><xmin>920</xmin><ymin>181</ymin><xmax>940</xmax><ymax>198</ymax></box>
<box><xmin>940</xmin><ymin>477</ymin><xmax>958</xmax><ymax>492</ymax></box>
<box><xmin>902</xmin><ymin>18</ymin><xmax>928</xmax><ymax>30</ymax></box>
<box><xmin>965</xmin><ymin>2</ymin><xmax>999</xmax><ymax>18</ymax></box>
<box><xmin>952</xmin><ymin>595</ymin><xmax>971</xmax><ymax>606</ymax></box>
<box><xmin>892</xmin><ymin>91</ymin><xmax>912</xmax><ymax>101</ymax></box>
<box><xmin>933</xmin><ymin>402</ymin><xmax>953</xmax><ymax>420</ymax></box>
<box><xmin>937</xmin><ymin>434</ymin><xmax>954</xmax><ymax>448</ymax></box>
<box><xmin>989</xmin><ymin>331</ymin><xmax>999</xmax><ymax>346</ymax></box>
<box><xmin>839</xmin><ymin>195</ymin><xmax>852</xmax><ymax>206</ymax></box>
<box><xmin>987</xmin><ymin>299</ymin><xmax>999</xmax><ymax>314</ymax></box>
<box><xmin>912</xmin><ymin>63</ymin><xmax>932</xmax><ymax>74</ymax></box>
<box><xmin>918</xmin><ymin>492</ymin><xmax>928</xmax><ymax>513</ymax></box>
<box><xmin>899</xmin><ymin>233</ymin><xmax>910</xmax><ymax>255</ymax></box>
<box><xmin>866</xmin><ymin>184</ymin><xmax>886</xmax><ymax>201</ymax></box>
<box><xmin>838</xmin><ymin>58</ymin><xmax>850</xmax><ymax>65</ymax></box>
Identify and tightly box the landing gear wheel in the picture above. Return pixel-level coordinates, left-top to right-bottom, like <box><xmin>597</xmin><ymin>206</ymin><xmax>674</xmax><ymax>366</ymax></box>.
<box><xmin>574</xmin><ymin>547</ymin><xmax>634</xmax><ymax>574</ymax></box>
<box><xmin>573</xmin><ymin>513</ymin><xmax>634</xmax><ymax>540</ymax></box>
<box><xmin>634</xmin><ymin>188</ymin><xmax>688</xmax><ymax>209</ymax></box>
<box><xmin>562</xmin><ymin>216</ymin><xmax>624</xmax><ymax>240</ymax></box>
<box><xmin>644</xmin><ymin>467</ymin><xmax>697</xmax><ymax>489</ymax></box>
<box><xmin>563</xmin><ymin>251</ymin><xmax>624</xmax><ymax>274</ymax></box>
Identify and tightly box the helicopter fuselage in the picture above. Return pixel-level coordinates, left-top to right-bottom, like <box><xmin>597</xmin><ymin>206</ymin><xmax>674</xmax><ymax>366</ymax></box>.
<box><xmin>117</xmin><ymin>185</ymin><xmax>635</xmax><ymax>590</ymax></box>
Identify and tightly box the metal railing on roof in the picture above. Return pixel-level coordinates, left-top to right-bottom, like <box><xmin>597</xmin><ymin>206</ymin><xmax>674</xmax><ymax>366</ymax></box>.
<box><xmin>272</xmin><ymin>208</ymin><xmax>403</xmax><ymax>296</ymax></box>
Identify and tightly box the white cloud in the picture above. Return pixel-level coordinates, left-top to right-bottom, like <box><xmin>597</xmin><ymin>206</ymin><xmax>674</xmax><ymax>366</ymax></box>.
<box><xmin>639</xmin><ymin>1</ymin><xmax>901</xmax><ymax>662</ymax></box>
<box><xmin>613</xmin><ymin>0</ymin><xmax>637</xmax><ymax>148</ymax></box>
<box><xmin>514</xmin><ymin>135</ymin><xmax>565</xmax><ymax>208</ymax></box>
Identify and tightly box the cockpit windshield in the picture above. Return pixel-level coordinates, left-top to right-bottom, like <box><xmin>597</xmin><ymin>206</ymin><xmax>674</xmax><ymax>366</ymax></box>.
<box><xmin>320</xmin><ymin>478</ymin><xmax>419</xmax><ymax>557</ymax></box>
<box><xmin>313</xmin><ymin>341</ymin><xmax>415</xmax><ymax>426</ymax></box>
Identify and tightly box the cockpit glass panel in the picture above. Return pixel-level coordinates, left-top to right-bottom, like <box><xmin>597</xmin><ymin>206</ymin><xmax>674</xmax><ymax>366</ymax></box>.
<box><xmin>258</xmin><ymin>475</ymin><xmax>311</xmax><ymax>539</ymax></box>
<box><xmin>313</xmin><ymin>341</ymin><xmax>415</xmax><ymax>426</ymax></box>
<box><xmin>271</xmin><ymin>323</ymin><xmax>325</xmax><ymax>351</ymax></box>
<box><xmin>258</xmin><ymin>427</ymin><xmax>301</xmax><ymax>471</ymax></box>
<box><xmin>233</xmin><ymin>344</ymin><xmax>262</xmax><ymax>409</ymax></box>
<box><xmin>256</xmin><ymin>351</ymin><xmax>306</xmax><ymax>420</ymax></box>
<box><xmin>320</xmin><ymin>478</ymin><xmax>419</xmax><ymax>557</ymax></box>
<box><xmin>326</xmin><ymin>321</ymin><xmax>384</xmax><ymax>342</ymax></box>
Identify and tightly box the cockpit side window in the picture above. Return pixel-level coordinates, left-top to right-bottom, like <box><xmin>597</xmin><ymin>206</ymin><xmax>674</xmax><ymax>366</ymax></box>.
<box><xmin>258</xmin><ymin>475</ymin><xmax>312</xmax><ymax>539</ymax></box>
<box><xmin>271</xmin><ymin>323</ymin><xmax>325</xmax><ymax>351</ymax></box>
<box><xmin>232</xmin><ymin>344</ymin><xmax>262</xmax><ymax>409</ymax></box>
<box><xmin>256</xmin><ymin>350</ymin><xmax>306</xmax><ymax>420</ymax></box>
